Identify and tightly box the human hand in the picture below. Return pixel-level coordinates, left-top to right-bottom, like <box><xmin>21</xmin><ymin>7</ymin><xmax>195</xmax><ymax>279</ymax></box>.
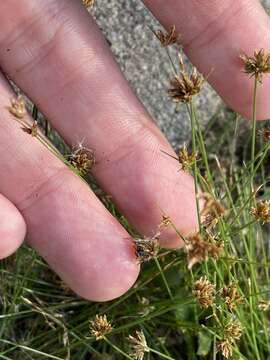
<box><xmin>0</xmin><ymin>0</ymin><xmax>268</xmax><ymax>301</ymax></box>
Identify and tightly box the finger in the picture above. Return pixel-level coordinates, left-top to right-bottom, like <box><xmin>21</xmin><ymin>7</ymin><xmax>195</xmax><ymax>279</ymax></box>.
<box><xmin>143</xmin><ymin>0</ymin><xmax>270</xmax><ymax>119</ymax></box>
<box><xmin>0</xmin><ymin>74</ymin><xmax>139</xmax><ymax>301</ymax></box>
<box><xmin>0</xmin><ymin>0</ymin><xmax>197</xmax><ymax>248</ymax></box>
<box><xmin>0</xmin><ymin>194</ymin><xmax>26</xmax><ymax>259</ymax></box>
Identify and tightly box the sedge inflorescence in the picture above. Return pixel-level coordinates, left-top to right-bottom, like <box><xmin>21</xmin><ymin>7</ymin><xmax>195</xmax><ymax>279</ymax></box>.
<box><xmin>134</xmin><ymin>232</ymin><xmax>160</xmax><ymax>264</ymax></box>
<box><xmin>68</xmin><ymin>143</ymin><xmax>95</xmax><ymax>175</ymax></box>
<box><xmin>8</xmin><ymin>95</ymin><xmax>26</xmax><ymax>119</ymax></box>
<box><xmin>217</xmin><ymin>319</ymin><xmax>243</xmax><ymax>359</ymax></box>
<box><xmin>82</xmin><ymin>0</ymin><xmax>95</xmax><ymax>8</ymax></box>
<box><xmin>153</xmin><ymin>25</ymin><xmax>179</xmax><ymax>47</ymax></box>
<box><xmin>240</xmin><ymin>49</ymin><xmax>270</xmax><ymax>83</ymax></box>
<box><xmin>178</xmin><ymin>143</ymin><xmax>198</xmax><ymax>171</ymax></box>
<box><xmin>89</xmin><ymin>314</ymin><xmax>113</xmax><ymax>340</ymax></box>
<box><xmin>193</xmin><ymin>276</ymin><xmax>215</xmax><ymax>308</ymax></box>
<box><xmin>251</xmin><ymin>200</ymin><xmax>270</xmax><ymax>224</ymax></box>
<box><xmin>169</xmin><ymin>54</ymin><xmax>204</xmax><ymax>103</ymax></box>
<box><xmin>128</xmin><ymin>330</ymin><xmax>150</xmax><ymax>360</ymax></box>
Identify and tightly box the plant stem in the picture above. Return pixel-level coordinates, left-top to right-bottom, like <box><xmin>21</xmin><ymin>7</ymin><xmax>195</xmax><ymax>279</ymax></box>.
<box><xmin>149</xmin><ymin>347</ymin><xmax>176</xmax><ymax>359</ymax></box>
<box><xmin>104</xmin><ymin>337</ymin><xmax>133</xmax><ymax>360</ymax></box>
<box><xmin>189</xmin><ymin>101</ymin><xmax>202</xmax><ymax>231</ymax></box>
<box><xmin>154</xmin><ymin>257</ymin><xmax>174</xmax><ymax>301</ymax></box>
<box><xmin>250</xmin><ymin>77</ymin><xmax>258</xmax><ymax>193</ymax></box>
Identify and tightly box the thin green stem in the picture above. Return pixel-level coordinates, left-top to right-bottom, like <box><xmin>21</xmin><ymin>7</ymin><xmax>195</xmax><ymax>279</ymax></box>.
<box><xmin>248</xmin><ymin>280</ymin><xmax>261</xmax><ymax>360</ymax></box>
<box><xmin>154</xmin><ymin>257</ymin><xmax>174</xmax><ymax>301</ymax></box>
<box><xmin>103</xmin><ymin>337</ymin><xmax>133</xmax><ymax>360</ymax></box>
<box><xmin>250</xmin><ymin>77</ymin><xmax>258</xmax><ymax>192</ymax></box>
<box><xmin>149</xmin><ymin>347</ymin><xmax>175</xmax><ymax>359</ymax></box>
<box><xmin>189</xmin><ymin>101</ymin><xmax>202</xmax><ymax>231</ymax></box>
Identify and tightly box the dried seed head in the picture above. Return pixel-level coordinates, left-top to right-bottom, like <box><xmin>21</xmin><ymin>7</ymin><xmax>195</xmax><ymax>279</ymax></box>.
<box><xmin>89</xmin><ymin>314</ymin><xmax>113</xmax><ymax>340</ymax></box>
<box><xmin>154</xmin><ymin>25</ymin><xmax>179</xmax><ymax>47</ymax></box>
<box><xmin>199</xmin><ymin>193</ymin><xmax>225</xmax><ymax>229</ymax></box>
<box><xmin>217</xmin><ymin>319</ymin><xmax>242</xmax><ymax>358</ymax></box>
<box><xmin>251</xmin><ymin>200</ymin><xmax>270</xmax><ymax>224</ymax></box>
<box><xmin>134</xmin><ymin>233</ymin><xmax>160</xmax><ymax>263</ymax></box>
<box><xmin>240</xmin><ymin>49</ymin><xmax>270</xmax><ymax>82</ymax></box>
<box><xmin>138</xmin><ymin>297</ymin><xmax>155</xmax><ymax>316</ymax></box>
<box><xmin>193</xmin><ymin>276</ymin><xmax>215</xmax><ymax>308</ymax></box>
<box><xmin>217</xmin><ymin>339</ymin><xmax>233</xmax><ymax>359</ymax></box>
<box><xmin>259</xmin><ymin>126</ymin><xmax>270</xmax><ymax>141</ymax></box>
<box><xmin>128</xmin><ymin>330</ymin><xmax>149</xmax><ymax>360</ymax></box>
<box><xmin>186</xmin><ymin>233</ymin><xmax>224</xmax><ymax>269</ymax></box>
<box><xmin>178</xmin><ymin>144</ymin><xmax>198</xmax><ymax>171</ymax></box>
<box><xmin>69</xmin><ymin>143</ymin><xmax>95</xmax><ymax>175</ymax></box>
<box><xmin>9</xmin><ymin>95</ymin><xmax>26</xmax><ymax>119</ymax></box>
<box><xmin>224</xmin><ymin>319</ymin><xmax>242</xmax><ymax>342</ymax></box>
<box><xmin>169</xmin><ymin>55</ymin><xmax>203</xmax><ymax>103</ymax></box>
<box><xmin>222</xmin><ymin>283</ymin><xmax>243</xmax><ymax>311</ymax></box>
<box><xmin>22</xmin><ymin>120</ymin><xmax>38</xmax><ymax>137</ymax></box>
<box><xmin>159</xmin><ymin>214</ymin><xmax>172</xmax><ymax>228</ymax></box>
<box><xmin>82</xmin><ymin>0</ymin><xmax>94</xmax><ymax>7</ymax></box>
<box><xmin>258</xmin><ymin>299</ymin><xmax>270</xmax><ymax>311</ymax></box>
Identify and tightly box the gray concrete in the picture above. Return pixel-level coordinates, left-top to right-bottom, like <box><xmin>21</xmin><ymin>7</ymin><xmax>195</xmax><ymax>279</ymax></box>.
<box><xmin>263</xmin><ymin>0</ymin><xmax>270</xmax><ymax>13</ymax></box>
<box><xmin>91</xmin><ymin>0</ymin><xmax>269</xmax><ymax>147</ymax></box>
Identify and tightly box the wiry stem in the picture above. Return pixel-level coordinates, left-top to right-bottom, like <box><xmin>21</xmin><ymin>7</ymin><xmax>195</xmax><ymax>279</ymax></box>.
<box><xmin>104</xmin><ymin>337</ymin><xmax>133</xmax><ymax>360</ymax></box>
<box><xmin>154</xmin><ymin>257</ymin><xmax>174</xmax><ymax>301</ymax></box>
<box><xmin>250</xmin><ymin>77</ymin><xmax>258</xmax><ymax>194</ymax></box>
<box><xmin>189</xmin><ymin>100</ymin><xmax>202</xmax><ymax>231</ymax></box>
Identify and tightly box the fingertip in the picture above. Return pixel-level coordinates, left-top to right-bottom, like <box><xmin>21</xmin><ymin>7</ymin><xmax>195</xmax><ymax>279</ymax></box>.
<box><xmin>0</xmin><ymin>195</ymin><xmax>26</xmax><ymax>259</ymax></box>
<box><xmin>75</xmin><ymin>261</ymin><xmax>140</xmax><ymax>302</ymax></box>
<box><xmin>67</xmin><ymin>241</ymin><xmax>140</xmax><ymax>301</ymax></box>
<box><xmin>43</xmin><ymin>230</ymin><xmax>140</xmax><ymax>301</ymax></box>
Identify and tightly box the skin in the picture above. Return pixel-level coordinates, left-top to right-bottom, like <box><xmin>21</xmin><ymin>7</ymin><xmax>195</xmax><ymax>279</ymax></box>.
<box><xmin>0</xmin><ymin>0</ymin><xmax>268</xmax><ymax>300</ymax></box>
<box><xmin>0</xmin><ymin>194</ymin><xmax>26</xmax><ymax>259</ymax></box>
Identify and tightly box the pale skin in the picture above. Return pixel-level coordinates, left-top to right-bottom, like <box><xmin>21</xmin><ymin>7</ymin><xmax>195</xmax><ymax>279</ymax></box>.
<box><xmin>0</xmin><ymin>0</ymin><xmax>269</xmax><ymax>301</ymax></box>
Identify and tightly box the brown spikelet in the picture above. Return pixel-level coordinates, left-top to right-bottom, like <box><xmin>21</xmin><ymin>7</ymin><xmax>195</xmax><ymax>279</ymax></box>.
<box><xmin>154</xmin><ymin>25</ymin><xmax>179</xmax><ymax>47</ymax></box>
<box><xmin>159</xmin><ymin>214</ymin><xmax>172</xmax><ymax>228</ymax></box>
<box><xmin>259</xmin><ymin>126</ymin><xmax>270</xmax><ymax>141</ymax></box>
<box><xmin>199</xmin><ymin>192</ymin><xmax>225</xmax><ymax>229</ymax></box>
<box><xmin>22</xmin><ymin>120</ymin><xmax>38</xmax><ymax>137</ymax></box>
<box><xmin>240</xmin><ymin>49</ymin><xmax>270</xmax><ymax>82</ymax></box>
<box><xmin>222</xmin><ymin>283</ymin><xmax>243</xmax><ymax>311</ymax></box>
<box><xmin>224</xmin><ymin>319</ymin><xmax>242</xmax><ymax>342</ymax></box>
<box><xmin>89</xmin><ymin>315</ymin><xmax>112</xmax><ymax>340</ymax></box>
<box><xmin>186</xmin><ymin>233</ymin><xmax>224</xmax><ymax>269</ymax></box>
<box><xmin>178</xmin><ymin>144</ymin><xmax>198</xmax><ymax>171</ymax></box>
<box><xmin>9</xmin><ymin>95</ymin><xmax>26</xmax><ymax>119</ymax></box>
<box><xmin>69</xmin><ymin>143</ymin><xmax>95</xmax><ymax>175</ymax></box>
<box><xmin>217</xmin><ymin>319</ymin><xmax>242</xmax><ymax>358</ymax></box>
<box><xmin>82</xmin><ymin>0</ymin><xmax>95</xmax><ymax>7</ymax></box>
<box><xmin>134</xmin><ymin>233</ymin><xmax>160</xmax><ymax>263</ymax></box>
<box><xmin>258</xmin><ymin>299</ymin><xmax>270</xmax><ymax>311</ymax></box>
<box><xmin>217</xmin><ymin>339</ymin><xmax>233</xmax><ymax>359</ymax></box>
<box><xmin>250</xmin><ymin>200</ymin><xmax>270</xmax><ymax>224</ymax></box>
<box><xmin>193</xmin><ymin>276</ymin><xmax>215</xmax><ymax>308</ymax></box>
<box><xmin>169</xmin><ymin>55</ymin><xmax>203</xmax><ymax>103</ymax></box>
<box><xmin>128</xmin><ymin>330</ymin><xmax>149</xmax><ymax>360</ymax></box>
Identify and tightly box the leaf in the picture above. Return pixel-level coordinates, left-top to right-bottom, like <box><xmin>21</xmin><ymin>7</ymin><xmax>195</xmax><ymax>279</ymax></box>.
<box><xmin>197</xmin><ymin>331</ymin><xmax>212</xmax><ymax>356</ymax></box>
